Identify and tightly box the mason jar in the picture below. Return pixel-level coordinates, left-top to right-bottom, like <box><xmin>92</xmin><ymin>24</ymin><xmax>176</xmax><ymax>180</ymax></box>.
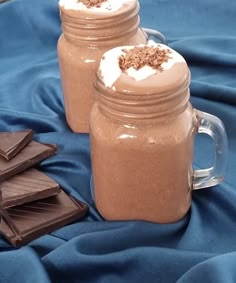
<box><xmin>90</xmin><ymin>44</ymin><xmax>228</xmax><ymax>223</ymax></box>
<box><xmin>58</xmin><ymin>0</ymin><xmax>165</xmax><ymax>133</ymax></box>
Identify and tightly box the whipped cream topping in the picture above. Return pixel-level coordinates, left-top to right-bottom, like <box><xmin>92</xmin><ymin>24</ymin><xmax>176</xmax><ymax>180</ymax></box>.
<box><xmin>99</xmin><ymin>43</ymin><xmax>186</xmax><ymax>89</ymax></box>
<box><xmin>59</xmin><ymin>0</ymin><xmax>135</xmax><ymax>12</ymax></box>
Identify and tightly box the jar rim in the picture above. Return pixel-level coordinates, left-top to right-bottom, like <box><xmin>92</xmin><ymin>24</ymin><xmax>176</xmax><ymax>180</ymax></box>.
<box><xmin>95</xmin><ymin>70</ymin><xmax>191</xmax><ymax>99</ymax></box>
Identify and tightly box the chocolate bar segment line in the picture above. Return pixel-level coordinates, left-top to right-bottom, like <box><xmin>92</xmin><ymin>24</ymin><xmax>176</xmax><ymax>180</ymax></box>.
<box><xmin>0</xmin><ymin>141</ymin><xmax>57</xmax><ymax>182</ymax></box>
<box><xmin>0</xmin><ymin>191</ymin><xmax>88</xmax><ymax>247</ymax></box>
<box><xmin>0</xmin><ymin>130</ymin><xmax>33</xmax><ymax>160</ymax></box>
<box><xmin>0</xmin><ymin>130</ymin><xmax>32</xmax><ymax>151</ymax></box>
<box><xmin>0</xmin><ymin>206</ymin><xmax>22</xmax><ymax>242</ymax></box>
<box><xmin>0</xmin><ymin>184</ymin><xmax>21</xmax><ymax>241</ymax></box>
<box><xmin>1</xmin><ymin>168</ymin><xmax>61</xmax><ymax>208</ymax></box>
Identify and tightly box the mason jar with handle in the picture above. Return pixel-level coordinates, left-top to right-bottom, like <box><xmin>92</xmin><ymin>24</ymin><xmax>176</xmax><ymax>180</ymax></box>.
<box><xmin>58</xmin><ymin>0</ymin><xmax>166</xmax><ymax>133</ymax></box>
<box><xmin>90</xmin><ymin>43</ymin><xmax>228</xmax><ymax>223</ymax></box>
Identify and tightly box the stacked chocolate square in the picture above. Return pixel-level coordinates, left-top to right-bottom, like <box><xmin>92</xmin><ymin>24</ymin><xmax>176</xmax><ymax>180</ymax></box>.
<box><xmin>0</xmin><ymin>130</ymin><xmax>88</xmax><ymax>247</ymax></box>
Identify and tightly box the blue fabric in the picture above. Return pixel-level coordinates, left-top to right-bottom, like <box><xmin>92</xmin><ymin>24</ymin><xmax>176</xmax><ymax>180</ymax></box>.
<box><xmin>0</xmin><ymin>0</ymin><xmax>236</xmax><ymax>282</ymax></box>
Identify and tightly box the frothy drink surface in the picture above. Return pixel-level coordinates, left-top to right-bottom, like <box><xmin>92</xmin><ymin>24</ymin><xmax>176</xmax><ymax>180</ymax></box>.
<box><xmin>59</xmin><ymin>0</ymin><xmax>135</xmax><ymax>13</ymax></box>
<box><xmin>91</xmin><ymin>44</ymin><xmax>195</xmax><ymax>223</ymax></box>
<box><xmin>99</xmin><ymin>43</ymin><xmax>187</xmax><ymax>91</ymax></box>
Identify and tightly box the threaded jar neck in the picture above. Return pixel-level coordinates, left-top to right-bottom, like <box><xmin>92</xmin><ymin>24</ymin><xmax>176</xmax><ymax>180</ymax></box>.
<box><xmin>59</xmin><ymin>2</ymin><xmax>142</xmax><ymax>45</ymax></box>
<box><xmin>95</xmin><ymin>71</ymin><xmax>191</xmax><ymax>123</ymax></box>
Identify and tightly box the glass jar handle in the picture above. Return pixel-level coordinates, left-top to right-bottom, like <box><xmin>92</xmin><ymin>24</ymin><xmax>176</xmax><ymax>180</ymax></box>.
<box><xmin>193</xmin><ymin>109</ymin><xmax>228</xmax><ymax>190</ymax></box>
<box><xmin>142</xmin><ymin>28</ymin><xmax>167</xmax><ymax>45</ymax></box>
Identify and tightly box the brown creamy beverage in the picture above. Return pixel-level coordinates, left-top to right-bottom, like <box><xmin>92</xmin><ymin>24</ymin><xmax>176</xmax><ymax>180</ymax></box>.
<box><xmin>90</xmin><ymin>43</ymin><xmax>228</xmax><ymax>223</ymax></box>
<box><xmin>58</xmin><ymin>0</ymin><xmax>148</xmax><ymax>133</ymax></box>
<box><xmin>90</xmin><ymin>43</ymin><xmax>195</xmax><ymax>223</ymax></box>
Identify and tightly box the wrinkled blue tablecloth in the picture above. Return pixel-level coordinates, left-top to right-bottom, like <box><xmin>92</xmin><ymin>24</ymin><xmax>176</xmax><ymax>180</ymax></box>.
<box><xmin>0</xmin><ymin>0</ymin><xmax>236</xmax><ymax>282</ymax></box>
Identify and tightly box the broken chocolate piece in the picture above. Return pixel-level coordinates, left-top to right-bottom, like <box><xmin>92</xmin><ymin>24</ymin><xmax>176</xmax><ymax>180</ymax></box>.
<box><xmin>0</xmin><ymin>141</ymin><xmax>57</xmax><ymax>182</ymax></box>
<box><xmin>0</xmin><ymin>130</ymin><xmax>33</xmax><ymax>160</ymax></box>
<box><xmin>1</xmin><ymin>168</ymin><xmax>60</xmax><ymax>208</ymax></box>
<box><xmin>0</xmin><ymin>206</ymin><xmax>21</xmax><ymax>243</ymax></box>
<box><xmin>0</xmin><ymin>190</ymin><xmax>88</xmax><ymax>247</ymax></box>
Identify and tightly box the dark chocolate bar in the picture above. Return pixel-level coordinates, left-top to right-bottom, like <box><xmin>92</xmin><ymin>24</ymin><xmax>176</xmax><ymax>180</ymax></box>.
<box><xmin>0</xmin><ymin>130</ymin><xmax>32</xmax><ymax>160</ymax></box>
<box><xmin>1</xmin><ymin>168</ymin><xmax>61</xmax><ymax>208</ymax></box>
<box><xmin>0</xmin><ymin>190</ymin><xmax>88</xmax><ymax>247</ymax></box>
<box><xmin>0</xmin><ymin>141</ymin><xmax>57</xmax><ymax>182</ymax></box>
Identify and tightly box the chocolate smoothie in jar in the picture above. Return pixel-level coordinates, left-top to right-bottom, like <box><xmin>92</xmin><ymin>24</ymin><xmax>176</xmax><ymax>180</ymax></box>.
<box><xmin>90</xmin><ymin>43</ymin><xmax>228</xmax><ymax>223</ymax></box>
<box><xmin>58</xmin><ymin>0</ymin><xmax>164</xmax><ymax>133</ymax></box>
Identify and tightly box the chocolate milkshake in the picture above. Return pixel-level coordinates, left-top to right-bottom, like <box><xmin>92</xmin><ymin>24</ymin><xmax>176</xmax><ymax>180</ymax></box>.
<box><xmin>90</xmin><ymin>42</ymin><xmax>229</xmax><ymax>223</ymax></box>
<box><xmin>58</xmin><ymin>0</ymin><xmax>149</xmax><ymax>133</ymax></box>
<box><xmin>90</xmin><ymin>43</ymin><xmax>197</xmax><ymax>223</ymax></box>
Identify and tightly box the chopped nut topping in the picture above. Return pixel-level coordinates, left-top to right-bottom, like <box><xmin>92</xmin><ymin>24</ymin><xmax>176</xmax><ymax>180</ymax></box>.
<box><xmin>78</xmin><ymin>0</ymin><xmax>107</xmax><ymax>8</ymax></box>
<box><xmin>119</xmin><ymin>46</ymin><xmax>172</xmax><ymax>72</ymax></box>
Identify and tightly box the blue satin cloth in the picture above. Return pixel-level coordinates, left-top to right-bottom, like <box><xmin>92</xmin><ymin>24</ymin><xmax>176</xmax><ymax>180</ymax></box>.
<box><xmin>0</xmin><ymin>0</ymin><xmax>236</xmax><ymax>282</ymax></box>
